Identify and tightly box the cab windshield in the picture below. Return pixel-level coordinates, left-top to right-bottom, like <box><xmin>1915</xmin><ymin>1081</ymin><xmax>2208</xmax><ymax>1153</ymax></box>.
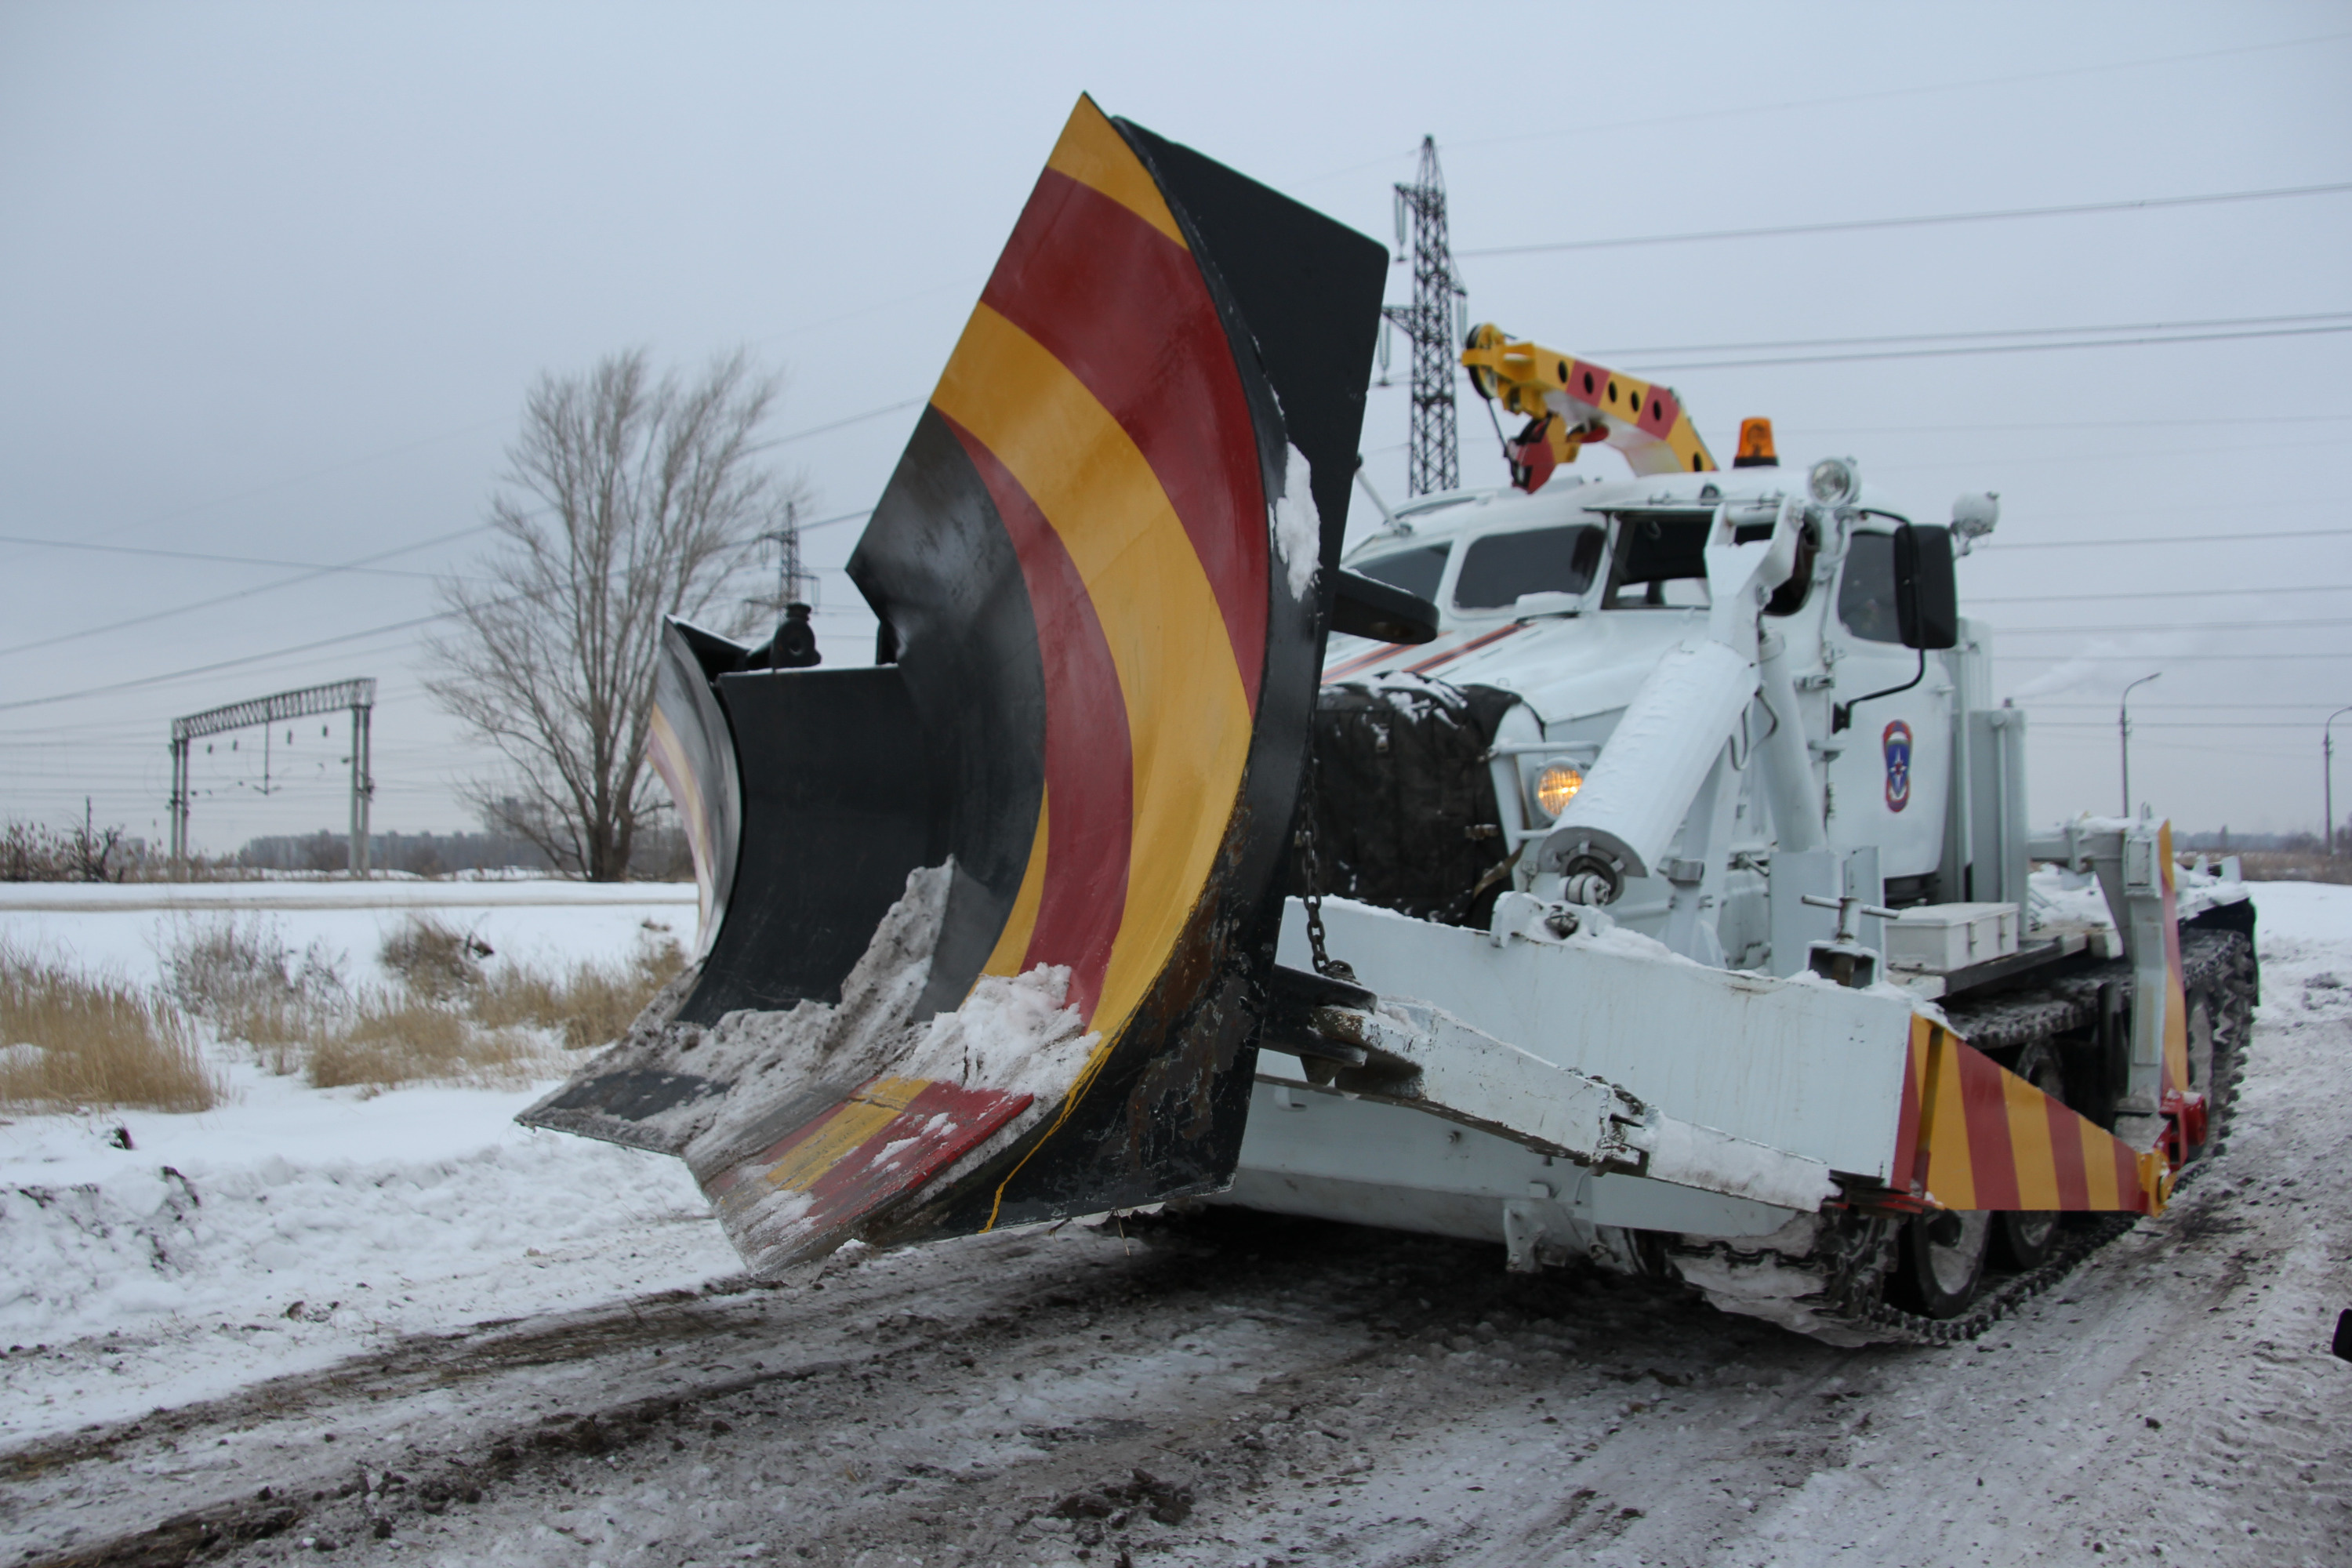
<box><xmin>1451</xmin><ymin>524</ymin><xmax>1605</xmax><ymax>611</ymax></box>
<box><xmin>1603</xmin><ymin>510</ymin><xmax>1711</xmax><ymax>608</ymax></box>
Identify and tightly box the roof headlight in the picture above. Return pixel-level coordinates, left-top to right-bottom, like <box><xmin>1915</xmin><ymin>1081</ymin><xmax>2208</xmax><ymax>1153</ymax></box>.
<box><xmin>1531</xmin><ymin>760</ymin><xmax>1584</xmax><ymax>822</ymax></box>
<box><xmin>1807</xmin><ymin>456</ymin><xmax>1860</xmax><ymax>508</ymax></box>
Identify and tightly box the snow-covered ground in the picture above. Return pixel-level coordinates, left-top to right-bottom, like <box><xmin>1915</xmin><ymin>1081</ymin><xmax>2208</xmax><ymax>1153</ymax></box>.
<box><xmin>0</xmin><ymin>879</ymin><xmax>729</xmax><ymax>1446</ymax></box>
<box><xmin>0</xmin><ymin>877</ymin><xmax>697</xmax><ymax>989</ymax></box>
<box><xmin>2</xmin><ymin>880</ymin><xmax>2347</xmax><ymax>1566</ymax></box>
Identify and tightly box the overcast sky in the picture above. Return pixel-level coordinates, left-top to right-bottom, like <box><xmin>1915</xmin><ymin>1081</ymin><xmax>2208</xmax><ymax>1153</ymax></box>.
<box><xmin>2</xmin><ymin>2</ymin><xmax>2347</xmax><ymax>855</ymax></box>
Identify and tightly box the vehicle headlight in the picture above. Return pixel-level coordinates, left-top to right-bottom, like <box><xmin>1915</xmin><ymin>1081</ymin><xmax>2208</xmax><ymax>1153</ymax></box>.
<box><xmin>1808</xmin><ymin>456</ymin><xmax>1859</xmax><ymax>508</ymax></box>
<box><xmin>1531</xmin><ymin>760</ymin><xmax>1584</xmax><ymax>821</ymax></box>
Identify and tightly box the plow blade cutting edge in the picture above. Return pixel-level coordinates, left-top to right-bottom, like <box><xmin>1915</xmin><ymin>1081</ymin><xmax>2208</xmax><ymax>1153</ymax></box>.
<box><xmin>521</xmin><ymin>95</ymin><xmax>1388</xmax><ymax>1276</ymax></box>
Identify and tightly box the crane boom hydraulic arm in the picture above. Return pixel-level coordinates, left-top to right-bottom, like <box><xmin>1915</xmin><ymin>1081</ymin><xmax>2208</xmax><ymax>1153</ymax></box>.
<box><xmin>1461</xmin><ymin>322</ymin><xmax>1715</xmax><ymax>488</ymax></box>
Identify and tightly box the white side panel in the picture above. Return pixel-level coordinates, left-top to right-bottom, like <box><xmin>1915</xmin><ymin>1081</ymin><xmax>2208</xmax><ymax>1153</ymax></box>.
<box><xmin>1278</xmin><ymin>898</ymin><xmax>1914</xmax><ymax>1181</ymax></box>
<box><xmin>1225</xmin><ymin>1075</ymin><xmax>1801</xmax><ymax>1243</ymax></box>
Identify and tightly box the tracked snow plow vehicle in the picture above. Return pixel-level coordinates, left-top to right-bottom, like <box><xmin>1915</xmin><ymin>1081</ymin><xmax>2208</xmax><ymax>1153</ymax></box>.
<box><xmin>524</xmin><ymin>100</ymin><xmax>2256</xmax><ymax>1345</ymax></box>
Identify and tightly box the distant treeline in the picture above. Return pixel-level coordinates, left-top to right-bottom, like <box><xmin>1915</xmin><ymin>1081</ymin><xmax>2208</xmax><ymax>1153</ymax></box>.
<box><xmin>234</xmin><ymin>824</ymin><xmax>690</xmax><ymax>879</ymax></box>
<box><xmin>235</xmin><ymin>829</ymin><xmax>555</xmax><ymax>876</ymax></box>
<box><xmin>2176</xmin><ymin>829</ymin><xmax>2337</xmax><ymax>853</ymax></box>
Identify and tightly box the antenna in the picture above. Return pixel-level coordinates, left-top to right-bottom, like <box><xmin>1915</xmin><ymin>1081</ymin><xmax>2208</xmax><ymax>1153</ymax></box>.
<box><xmin>1382</xmin><ymin>137</ymin><xmax>1466</xmax><ymax>495</ymax></box>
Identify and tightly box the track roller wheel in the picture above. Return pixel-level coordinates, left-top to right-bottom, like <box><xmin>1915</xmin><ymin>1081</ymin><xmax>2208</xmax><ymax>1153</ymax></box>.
<box><xmin>1892</xmin><ymin>1209</ymin><xmax>1991</xmax><ymax>1319</ymax></box>
<box><xmin>1994</xmin><ymin>1040</ymin><xmax>2065</xmax><ymax>1270</ymax></box>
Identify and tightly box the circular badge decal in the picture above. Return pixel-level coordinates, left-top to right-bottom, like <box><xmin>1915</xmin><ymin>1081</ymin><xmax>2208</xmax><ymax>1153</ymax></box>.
<box><xmin>1882</xmin><ymin>720</ymin><xmax>1913</xmax><ymax>812</ymax></box>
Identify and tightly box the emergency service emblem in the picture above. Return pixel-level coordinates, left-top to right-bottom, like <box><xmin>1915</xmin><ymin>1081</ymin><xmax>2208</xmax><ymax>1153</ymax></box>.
<box><xmin>1882</xmin><ymin>720</ymin><xmax>1913</xmax><ymax>812</ymax></box>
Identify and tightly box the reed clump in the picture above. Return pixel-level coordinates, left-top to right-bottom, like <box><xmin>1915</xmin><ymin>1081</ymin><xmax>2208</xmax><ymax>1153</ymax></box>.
<box><xmin>0</xmin><ymin>941</ymin><xmax>222</xmax><ymax>1112</ymax></box>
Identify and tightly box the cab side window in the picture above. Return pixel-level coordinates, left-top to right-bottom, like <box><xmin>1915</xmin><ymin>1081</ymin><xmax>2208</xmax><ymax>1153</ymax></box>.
<box><xmin>1836</xmin><ymin>531</ymin><xmax>1903</xmax><ymax>644</ymax></box>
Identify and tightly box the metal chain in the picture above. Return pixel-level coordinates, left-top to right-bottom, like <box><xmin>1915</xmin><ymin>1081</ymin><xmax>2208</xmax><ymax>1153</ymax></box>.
<box><xmin>1295</xmin><ymin>742</ymin><xmax>1342</xmax><ymax>979</ymax></box>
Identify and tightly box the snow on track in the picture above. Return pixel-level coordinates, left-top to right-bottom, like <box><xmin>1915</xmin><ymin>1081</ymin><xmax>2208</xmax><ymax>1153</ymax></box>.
<box><xmin>2</xmin><ymin>885</ymin><xmax>2348</xmax><ymax>1566</ymax></box>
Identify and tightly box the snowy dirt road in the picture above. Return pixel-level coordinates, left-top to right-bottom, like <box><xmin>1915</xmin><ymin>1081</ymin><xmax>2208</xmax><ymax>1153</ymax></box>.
<box><xmin>6</xmin><ymin>889</ymin><xmax>2350</xmax><ymax>1568</ymax></box>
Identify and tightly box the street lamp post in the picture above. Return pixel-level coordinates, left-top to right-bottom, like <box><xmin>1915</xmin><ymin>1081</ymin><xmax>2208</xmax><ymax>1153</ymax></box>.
<box><xmin>2328</xmin><ymin>706</ymin><xmax>2352</xmax><ymax>857</ymax></box>
<box><xmin>2120</xmin><ymin>673</ymin><xmax>2161</xmax><ymax>818</ymax></box>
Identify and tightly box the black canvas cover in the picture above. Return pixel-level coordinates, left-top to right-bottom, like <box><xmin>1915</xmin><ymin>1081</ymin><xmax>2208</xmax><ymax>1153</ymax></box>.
<box><xmin>1297</xmin><ymin>681</ymin><xmax>1514</xmax><ymax>925</ymax></box>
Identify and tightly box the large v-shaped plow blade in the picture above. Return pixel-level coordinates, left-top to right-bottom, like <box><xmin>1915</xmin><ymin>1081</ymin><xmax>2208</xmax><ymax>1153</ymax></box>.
<box><xmin>523</xmin><ymin>96</ymin><xmax>1387</xmax><ymax>1276</ymax></box>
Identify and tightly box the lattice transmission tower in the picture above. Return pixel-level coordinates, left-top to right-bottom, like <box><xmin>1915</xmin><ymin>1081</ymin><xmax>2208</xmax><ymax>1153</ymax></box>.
<box><xmin>1383</xmin><ymin>137</ymin><xmax>1467</xmax><ymax>495</ymax></box>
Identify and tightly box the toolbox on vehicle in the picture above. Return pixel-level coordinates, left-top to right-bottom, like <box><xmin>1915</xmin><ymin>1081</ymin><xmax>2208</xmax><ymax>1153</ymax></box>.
<box><xmin>1886</xmin><ymin>902</ymin><xmax>2021</xmax><ymax>971</ymax></box>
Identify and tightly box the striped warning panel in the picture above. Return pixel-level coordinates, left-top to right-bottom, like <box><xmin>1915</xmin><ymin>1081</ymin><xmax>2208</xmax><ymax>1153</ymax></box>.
<box><xmin>1891</xmin><ymin>1017</ymin><xmax>2168</xmax><ymax>1216</ymax></box>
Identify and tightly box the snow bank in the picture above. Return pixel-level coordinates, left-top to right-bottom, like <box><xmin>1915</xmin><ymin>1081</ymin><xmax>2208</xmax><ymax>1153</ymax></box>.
<box><xmin>0</xmin><ymin>1064</ymin><xmax>734</xmax><ymax>1440</ymax></box>
<box><xmin>0</xmin><ymin>885</ymin><xmax>691</xmax><ymax>995</ymax></box>
<box><xmin>0</xmin><ymin>886</ymin><xmax>735</xmax><ymax>1442</ymax></box>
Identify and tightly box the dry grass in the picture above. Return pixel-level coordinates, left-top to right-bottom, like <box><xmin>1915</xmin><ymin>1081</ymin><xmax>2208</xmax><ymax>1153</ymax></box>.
<box><xmin>470</xmin><ymin>927</ymin><xmax>687</xmax><ymax>1050</ymax></box>
<box><xmin>306</xmin><ymin>991</ymin><xmax>546</xmax><ymax>1091</ymax></box>
<box><xmin>377</xmin><ymin>914</ymin><xmax>493</xmax><ymax>1002</ymax></box>
<box><xmin>150</xmin><ymin>912</ymin><xmax>688</xmax><ymax>1094</ymax></box>
<box><xmin>0</xmin><ymin>942</ymin><xmax>222</xmax><ymax>1112</ymax></box>
<box><xmin>2234</xmin><ymin>851</ymin><xmax>2352</xmax><ymax>886</ymax></box>
<box><xmin>0</xmin><ymin>911</ymin><xmax>685</xmax><ymax>1109</ymax></box>
<box><xmin>163</xmin><ymin>913</ymin><xmax>349</xmax><ymax>1073</ymax></box>
<box><xmin>310</xmin><ymin>920</ymin><xmax>684</xmax><ymax>1091</ymax></box>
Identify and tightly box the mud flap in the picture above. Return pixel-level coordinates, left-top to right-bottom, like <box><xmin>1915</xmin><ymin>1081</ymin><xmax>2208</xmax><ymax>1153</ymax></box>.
<box><xmin>522</xmin><ymin>95</ymin><xmax>1387</xmax><ymax>1276</ymax></box>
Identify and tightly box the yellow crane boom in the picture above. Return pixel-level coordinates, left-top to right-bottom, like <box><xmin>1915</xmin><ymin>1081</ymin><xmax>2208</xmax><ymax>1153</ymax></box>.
<box><xmin>1461</xmin><ymin>322</ymin><xmax>1716</xmax><ymax>488</ymax></box>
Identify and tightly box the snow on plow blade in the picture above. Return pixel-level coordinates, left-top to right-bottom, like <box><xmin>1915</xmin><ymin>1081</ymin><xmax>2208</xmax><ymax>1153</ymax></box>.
<box><xmin>521</xmin><ymin>96</ymin><xmax>1388</xmax><ymax>1276</ymax></box>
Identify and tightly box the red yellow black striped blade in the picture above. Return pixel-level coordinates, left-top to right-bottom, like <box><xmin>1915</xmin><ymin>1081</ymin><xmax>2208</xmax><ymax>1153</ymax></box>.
<box><xmin>697</xmin><ymin>1078</ymin><xmax>1034</xmax><ymax>1272</ymax></box>
<box><xmin>530</xmin><ymin>97</ymin><xmax>1388</xmax><ymax>1269</ymax></box>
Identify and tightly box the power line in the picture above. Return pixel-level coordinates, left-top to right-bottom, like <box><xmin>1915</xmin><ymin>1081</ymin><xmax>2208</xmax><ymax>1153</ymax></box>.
<box><xmin>1442</xmin><ymin>31</ymin><xmax>2352</xmax><ymax>165</ymax></box>
<box><xmin>797</xmin><ymin>507</ymin><xmax>875</xmax><ymax>533</ymax></box>
<box><xmin>1851</xmin><ymin>434</ymin><xmax>2352</xmax><ymax>473</ymax></box>
<box><xmin>1298</xmin><ymin>31</ymin><xmax>2352</xmax><ymax>190</ymax></box>
<box><xmin>4</xmin><ymin>495</ymin><xmax>882</xmax><ymax>684</ymax></box>
<box><xmin>0</xmin><ymin>534</ymin><xmax>483</xmax><ymax>581</ymax></box>
<box><xmin>0</xmin><ymin>580</ymin><xmax>879</xmax><ymax>717</ymax></box>
<box><xmin>1973</xmin><ymin>528</ymin><xmax>2352</xmax><ymax>551</ymax></box>
<box><xmin>1973</xmin><ymin>583</ymin><xmax>2352</xmax><ymax>605</ymax></box>
<box><xmin>1633</xmin><ymin>322</ymin><xmax>2352</xmax><ymax>374</ymax></box>
<box><xmin>1789</xmin><ymin>412</ymin><xmax>2352</xmax><ymax>436</ymax></box>
<box><xmin>1379</xmin><ymin>311</ymin><xmax>2352</xmax><ymax>375</ymax></box>
<box><xmin>0</xmin><ymin>524</ymin><xmax>492</xmax><ymax>662</ymax></box>
<box><xmin>1457</xmin><ymin>181</ymin><xmax>2352</xmax><ymax>259</ymax></box>
<box><xmin>2031</xmin><ymin>720</ymin><xmax>2325</xmax><ymax>730</ymax></box>
<box><xmin>1995</xmin><ymin>617</ymin><xmax>2352</xmax><ymax>634</ymax></box>
<box><xmin>758</xmin><ymin>401</ymin><xmax>924</xmax><ymax>451</ymax></box>
<box><xmin>0</xmin><ymin>416</ymin><xmax>515</xmax><ymax>565</ymax></box>
<box><xmin>0</xmin><ymin>614</ymin><xmax>453</xmax><ymax>715</ymax></box>
<box><xmin>1994</xmin><ymin>651</ymin><xmax>2352</xmax><ymax>661</ymax></box>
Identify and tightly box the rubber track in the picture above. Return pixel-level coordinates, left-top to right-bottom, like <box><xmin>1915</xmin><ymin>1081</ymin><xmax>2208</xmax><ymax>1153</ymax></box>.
<box><xmin>1677</xmin><ymin>928</ymin><xmax>2257</xmax><ymax>1346</ymax></box>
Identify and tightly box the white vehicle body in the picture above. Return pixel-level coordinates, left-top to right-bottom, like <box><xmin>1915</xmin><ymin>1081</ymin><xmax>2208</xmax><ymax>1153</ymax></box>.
<box><xmin>1332</xmin><ymin>467</ymin><xmax>1987</xmax><ymax>939</ymax></box>
<box><xmin>1210</xmin><ymin>457</ymin><xmax>2217</xmax><ymax>1330</ymax></box>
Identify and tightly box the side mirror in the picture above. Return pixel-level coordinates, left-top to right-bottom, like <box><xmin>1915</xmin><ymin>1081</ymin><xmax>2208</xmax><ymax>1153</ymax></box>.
<box><xmin>1330</xmin><ymin>568</ymin><xmax>1440</xmax><ymax>645</ymax></box>
<box><xmin>1893</xmin><ymin>523</ymin><xmax>1958</xmax><ymax>651</ymax></box>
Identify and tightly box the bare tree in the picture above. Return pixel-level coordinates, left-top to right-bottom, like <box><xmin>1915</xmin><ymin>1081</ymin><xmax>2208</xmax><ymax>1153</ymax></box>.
<box><xmin>429</xmin><ymin>348</ymin><xmax>800</xmax><ymax>880</ymax></box>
